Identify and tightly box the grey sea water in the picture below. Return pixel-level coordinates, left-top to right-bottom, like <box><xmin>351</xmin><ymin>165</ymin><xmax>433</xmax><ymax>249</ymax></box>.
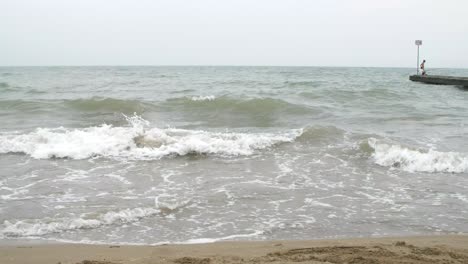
<box><xmin>0</xmin><ymin>66</ymin><xmax>467</xmax><ymax>245</ymax></box>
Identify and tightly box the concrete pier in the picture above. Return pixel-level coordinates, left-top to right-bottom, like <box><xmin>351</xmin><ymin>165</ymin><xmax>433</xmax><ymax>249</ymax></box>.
<box><xmin>410</xmin><ymin>75</ymin><xmax>468</xmax><ymax>87</ymax></box>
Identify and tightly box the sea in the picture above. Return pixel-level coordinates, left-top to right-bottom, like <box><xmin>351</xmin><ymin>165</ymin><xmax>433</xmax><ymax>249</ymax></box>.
<box><xmin>0</xmin><ymin>66</ymin><xmax>467</xmax><ymax>245</ymax></box>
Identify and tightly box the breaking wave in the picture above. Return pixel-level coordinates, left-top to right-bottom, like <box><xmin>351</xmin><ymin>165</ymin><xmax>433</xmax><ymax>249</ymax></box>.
<box><xmin>0</xmin><ymin>115</ymin><xmax>302</xmax><ymax>160</ymax></box>
<box><xmin>368</xmin><ymin>138</ymin><xmax>468</xmax><ymax>173</ymax></box>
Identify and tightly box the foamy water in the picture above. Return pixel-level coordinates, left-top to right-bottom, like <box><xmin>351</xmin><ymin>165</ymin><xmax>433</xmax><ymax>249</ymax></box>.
<box><xmin>369</xmin><ymin>138</ymin><xmax>468</xmax><ymax>173</ymax></box>
<box><xmin>0</xmin><ymin>115</ymin><xmax>301</xmax><ymax>160</ymax></box>
<box><xmin>191</xmin><ymin>95</ymin><xmax>216</xmax><ymax>101</ymax></box>
<box><xmin>0</xmin><ymin>66</ymin><xmax>467</xmax><ymax>245</ymax></box>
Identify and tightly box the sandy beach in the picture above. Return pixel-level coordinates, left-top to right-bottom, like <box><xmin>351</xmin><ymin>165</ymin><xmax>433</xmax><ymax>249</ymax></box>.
<box><xmin>1</xmin><ymin>235</ymin><xmax>467</xmax><ymax>264</ymax></box>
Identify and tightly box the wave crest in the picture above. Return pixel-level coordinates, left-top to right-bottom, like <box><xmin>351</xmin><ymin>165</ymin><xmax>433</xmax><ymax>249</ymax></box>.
<box><xmin>368</xmin><ymin>138</ymin><xmax>468</xmax><ymax>173</ymax></box>
<box><xmin>285</xmin><ymin>80</ymin><xmax>322</xmax><ymax>87</ymax></box>
<box><xmin>191</xmin><ymin>95</ymin><xmax>215</xmax><ymax>101</ymax></box>
<box><xmin>0</xmin><ymin>115</ymin><xmax>302</xmax><ymax>160</ymax></box>
<box><xmin>295</xmin><ymin>126</ymin><xmax>345</xmax><ymax>143</ymax></box>
<box><xmin>65</xmin><ymin>97</ymin><xmax>149</xmax><ymax>113</ymax></box>
<box><xmin>164</xmin><ymin>96</ymin><xmax>313</xmax><ymax>115</ymax></box>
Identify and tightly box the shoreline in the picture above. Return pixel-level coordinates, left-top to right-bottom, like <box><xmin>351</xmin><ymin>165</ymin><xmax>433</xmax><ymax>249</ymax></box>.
<box><xmin>1</xmin><ymin>235</ymin><xmax>467</xmax><ymax>264</ymax></box>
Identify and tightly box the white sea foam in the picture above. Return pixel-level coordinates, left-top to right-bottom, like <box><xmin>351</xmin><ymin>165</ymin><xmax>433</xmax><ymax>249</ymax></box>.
<box><xmin>181</xmin><ymin>230</ymin><xmax>264</xmax><ymax>244</ymax></box>
<box><xmin>368</xmin><ymin>138</ymin><xmax>468</xmax><ymax>173</ymax></box>
<box><xmin>47</xmin><ymin>232</ymin><xmax>263</xmax><ymax>246</ymax></box>
<box><xmin>0</xmin><ymin>115</ymin><xmax>301</xmax><ymax>160</ymax></box>
<box><xmin>304</xmin><ymin>198</ymin><xmax>333</xmax><ymax>207</ymax></box>
<box><xmin>191</xmin><ymin>95</ymin><xmax>216</xmax><ymax>101</ymax></box>
<box><xmin>1</xmin><ymin>207</ymin><xmax>160</xmax><ymax>237</ymax></box>
<box><xmin>154</xmin><ymin>195</ymin><xmax>191</xmax><ymax>214</ymax></box>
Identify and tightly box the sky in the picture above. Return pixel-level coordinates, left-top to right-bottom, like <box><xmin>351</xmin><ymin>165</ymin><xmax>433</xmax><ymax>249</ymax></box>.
<box><xmin>1</xmin><ymin>0</ymin><xmax>468</xmax><ymax>67</ymax></box>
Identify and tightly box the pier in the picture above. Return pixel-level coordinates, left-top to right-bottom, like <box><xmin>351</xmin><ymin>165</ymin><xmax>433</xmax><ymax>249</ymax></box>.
<box><xmin>410</xmin><ymin>75</ymin><xmax>468</xmax><ymax>87</ymax></box>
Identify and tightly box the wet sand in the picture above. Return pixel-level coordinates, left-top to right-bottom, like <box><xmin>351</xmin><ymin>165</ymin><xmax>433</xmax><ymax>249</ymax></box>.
<box><xmin>1</xmin><ymin>235</ymin><xmax>468</xmax><ymax>264</ymax></box>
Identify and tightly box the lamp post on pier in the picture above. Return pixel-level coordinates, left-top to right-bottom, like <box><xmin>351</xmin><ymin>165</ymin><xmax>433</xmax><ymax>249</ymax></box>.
<box><xmin>415</xmin><ymin>40</ymin><xmax>422</xmax><ymax>75</ymax></box>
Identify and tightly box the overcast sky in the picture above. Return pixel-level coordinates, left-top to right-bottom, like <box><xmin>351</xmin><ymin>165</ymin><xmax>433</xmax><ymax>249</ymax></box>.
<box><xmin>1</xmin><ymin>0</ymin><xmax>468</xmax><ymax>67</ymax></box>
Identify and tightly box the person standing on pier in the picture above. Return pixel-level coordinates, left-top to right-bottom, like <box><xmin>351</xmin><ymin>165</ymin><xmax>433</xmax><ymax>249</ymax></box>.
<box><xmin>420</xmin><ymin>60</ymin><xmax>426</xmax><ymax>75</ymax></box>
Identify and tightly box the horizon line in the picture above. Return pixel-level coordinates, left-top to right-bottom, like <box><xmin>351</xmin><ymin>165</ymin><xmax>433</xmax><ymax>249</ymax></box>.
<box><xmin>1</xmin><ymin>64</ymin><xmax>467</xmax><ymax>69</ymax></box>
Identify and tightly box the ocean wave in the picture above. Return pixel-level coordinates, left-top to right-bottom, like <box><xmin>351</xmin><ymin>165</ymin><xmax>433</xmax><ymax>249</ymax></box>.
<box><xmin>368</xmin><ymin>138</ymin><xmax>468</xmax><ymax>173</ymax></box>
<box><xmin>0</xmin><ymin>98</ymin><xmax>154</xmax><ymax>114</ymax></box>
<box><xmin>0</xmin><ymin>82</ymin><xmax>17</xmax><ymax>93</ymax></box>
<box><xmin>295</xmin><ymin>126</ymin><xmax>345</xmax><ymax>143</ymax></box>
<box><xmin>0</xmin><ymin>115</ymin><xmax>302</xmax><ymax>160</ymax></box>
<box><xmin>26</xmin><ymin>89</ymin><xmax>46</xmax><ymax>94</ymax></box>
<box><xmin>284</xmin><ymin>80</ymin><xmax>322</xmax><ymax>87</ymax></box>
<box><xmin>0</xmin><ymin>100</ymin><xmax>54</xmax><ymax>111</ymax></box>
<box><xmin>64</xmin><ymin>97</ymin><xmax>151</xmax><ymax>113</ymax></box>
<box><xmin>1</xmin><ymin>207</ymin><xmax>160</xmax><ymax>237</ymax></box>
<box><xmin>0</xmin><ymin>96</ymin><xmax>314</xmax><ymax>117</ymax></box>
<box><xmin>191</xmin><ymin>95</ymin><xmax>216</xmax><ymax>101</ymax></box>
<box><xmin>164</xmin><ymin>96</ymin><xmax>313</xmax><ymax>115</ymax></box>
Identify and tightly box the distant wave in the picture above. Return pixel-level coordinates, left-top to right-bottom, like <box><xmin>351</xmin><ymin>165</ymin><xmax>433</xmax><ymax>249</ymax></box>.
<box><xmin>0</xmin><ymin>98</ymin><xmax>154</xmax><ymax>114</ymax></box>
<box><xmin>0</xmin><ymin>115</ymin><xmax>302</xmax><ymax>160</ymax></box>
<box><xmin>284</xmin><ymin>80</ymin><xmax>322</xmax><ymax>87</ymax></box>
<box><xmin>0</xmin><ymin>84</ymin><xmax>46</xmax><ymax>94</ymax></box>
<box><xmin>368</xmin><ymin>138</ymin><xmax>468</xmax><ymax>173</ymax></box>
<box><xmin>0</xmin><ymin>100</ymin><xmax>54</xmax><ymax>111</ymax></box>
<box><xmin>0</xmin><ymin>82</ymin><xmax>16</xmax><ymax>93</ymax></box>
<box><xmin>64</xmin><ymin>97</ymin><xmax>152</xmax><ymax>113</ymax></box>
<box><xmin>26</xmin><ymin>89</ymin><xmax>46</xmax><ymax>94</ymax></box>
<box><xmin>191</xmin><ymin>95</ymin><xmax>216</xmax><ymax>101</ymax></box>
<box><xmin>164</xmin><ymin>96</ymin><xmax>314</xmax><ymax>115</ymax></box>
<box><xmin>0</xmin><ymin>96</ymin><xmax>314</xmax><ymax>117</ymax></box>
